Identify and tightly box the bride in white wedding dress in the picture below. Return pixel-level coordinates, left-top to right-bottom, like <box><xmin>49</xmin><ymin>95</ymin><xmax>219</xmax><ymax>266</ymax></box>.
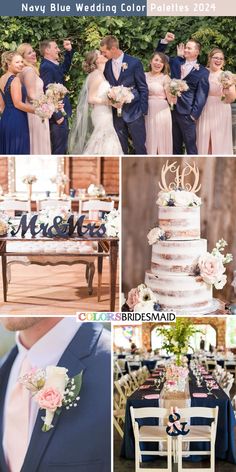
<box><xmin>68</xmin><ymin>50</ymin><xmax>122</xmax><ymax>155</ymax></box>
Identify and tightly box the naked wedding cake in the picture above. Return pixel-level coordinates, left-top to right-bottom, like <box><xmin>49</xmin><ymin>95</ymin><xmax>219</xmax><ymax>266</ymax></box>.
<box><xmin>128</xmin><ymin>161</ymin><xmax>232</xmax><ymax>314</ymax></box>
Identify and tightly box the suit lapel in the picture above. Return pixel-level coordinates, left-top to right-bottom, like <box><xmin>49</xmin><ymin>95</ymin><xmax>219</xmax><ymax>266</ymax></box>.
<box><xmin>21</xmin><ymin>323</ymin><xmax>103</xmax><ymax>472</ymax></box>
<box><xmin>117</xmin><ymin>53</ymin><xmax>129</xmax><ymax>85</ymax></box>
<box><xmin>0</xmin><ymin>346</ymin><xmax>18</xmax><ymax>472</ymax></box>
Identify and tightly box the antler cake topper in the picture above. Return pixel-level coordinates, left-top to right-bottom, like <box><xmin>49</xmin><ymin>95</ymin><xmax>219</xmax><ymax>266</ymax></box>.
<box><xmin>159</xmin><ymin>161</ymin><xmax>201</xmax><ymax>193</ymax></box>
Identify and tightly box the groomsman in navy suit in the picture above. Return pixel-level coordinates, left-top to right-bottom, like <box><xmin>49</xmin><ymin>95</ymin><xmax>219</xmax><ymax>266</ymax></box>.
<box><xmin>0</xmin><ymin>318</ymin><xmax>111</xmax><ymax>472</ymax></box>
<box><xmin>156</xmin><ymin>32</ymin><xmax>209</xmax><ymax>154</ymax></box>
<box><xmin>100</xmin><ymin>35</ymin><xmax>148</xmax><ymax>155</ymax></box>
<box><xmin>40</xmin><ymin>40</ymin><xmax>74</xmax><ymax>155</ymax></box>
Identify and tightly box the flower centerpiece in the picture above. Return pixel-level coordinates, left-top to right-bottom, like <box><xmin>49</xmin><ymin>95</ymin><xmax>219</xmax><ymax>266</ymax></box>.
<box><xmin>50</xmin><ymin>174</ymin><xmax>69</xmax><ymax>197</ymax></box>
<box><xmin>22</xmin><ymin>175</ymin><xmax>37</xmax><ymax>200</ymax></box>
<box><xmin>103</xmin><ymin>209</ymin><xmax>120</xmax><ymax>238</ymax></box>
<box><xmin>107</xmin><ymin>85</ymin><xmax>134</xmax><ymax>116</ymax></box>
<box><xmin>0</xmin><ymin>217</ymin><xmax>9</xmax><ymax>237</ymax></box>
<box><xmin>87</xmin><ymin>184</ymin><xmax>106</xmax><ymax>197</ymax></box>
<box><xmin>165</xmin><ymin>364</ymin><xmax>189</xmax><ymax>391</ymax></box>
<box><xmin>196</xmin><ymin>239</ymin><xmax>233</xmax><ymax>289</ymax></box>
<box><xmin>19</xmin><ymin>365</ymin><xmax>83</xmax><ymax>432</ymax></box>
<box><xmin>156</xmin><ymin>318</ymin><xmax>202</xmax><ymax>366</ymax></box>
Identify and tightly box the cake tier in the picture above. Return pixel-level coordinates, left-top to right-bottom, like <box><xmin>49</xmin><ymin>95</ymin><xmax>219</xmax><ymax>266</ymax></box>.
<box><xmin>158</xmin><ymin>206</ymin><xmax>200</xmax><ymax>240</ymax></box>
<box><xmin>151</xmin><ymin>239</ymin><xmax>207</xmax><ymax>276</ymax></box>
<box><xmin>145</xmin><ymin>271</ymin><xmax>212</xmax><ymax>310</ymax></box>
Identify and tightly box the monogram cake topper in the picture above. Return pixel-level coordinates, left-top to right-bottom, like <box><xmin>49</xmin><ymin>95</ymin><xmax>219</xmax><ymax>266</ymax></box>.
<box><xmin>159</xmin><ymin>161</ymin><xmax>201</xmax><ymax>193</ymax></box>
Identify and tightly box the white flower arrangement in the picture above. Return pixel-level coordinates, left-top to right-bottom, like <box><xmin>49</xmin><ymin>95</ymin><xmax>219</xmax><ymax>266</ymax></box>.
<box><xmin>147</xmin><ymin>227</ymin><xmax>166</xmax><ymax>245</ymax></box>
<box><xmin>0</xmin><ymin>217</ymin><xmax>8</xmax><ymax>236</ymax></box>
<box><xmin>19</xmin><ymin>365</ymin><xmax>83</xmax><ymax>432</ymax></box>
<box><xmin>22</xmin><ymin>175</ymin><xmax>37</xmax><ymax>185</ymax></box>
<box><xmin>157</xmin><ymin>189</ymin><xmax>201</xmax><ymax>207</ymax></box>
<box><xmin>121</xmin><ymin>62</ymin><xmax>128</xmax><ymax>72</ymax></box>
<box><xmin>50</xmin><ymin>174</ymin><xmax>69</xmax><ymax>185</ymax></box>
<box><xmin>103</xmin><ymin>209</ymin><xmax>120</xmax><ymax>238</ymax></box>
<box><xmin>197</xmin><ymin>239</ymin><xmax>233</xmax><ymax>289</ymax></box>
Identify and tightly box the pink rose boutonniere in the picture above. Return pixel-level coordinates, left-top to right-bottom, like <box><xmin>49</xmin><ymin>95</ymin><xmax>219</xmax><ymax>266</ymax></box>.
<box><xmin>19</xmin><ymin>365</ymin><xmax>83</xmax><ymax>432</ymax></box>
<box><xmin>121</xmin><ymin>62</ymin><xmax>128</xmax><ymax>72</ymax></box>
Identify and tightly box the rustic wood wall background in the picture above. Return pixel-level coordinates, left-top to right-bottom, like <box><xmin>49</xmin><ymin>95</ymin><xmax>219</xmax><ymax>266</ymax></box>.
<box><xmin>122</xmin><ymin>157</ymin><xmax>236</xmax><ymax>304</ymax></box>
<box><xmin>0</xmin><ymin>156</ymin><xmax>119</xmax><ymax>195</ymax></box>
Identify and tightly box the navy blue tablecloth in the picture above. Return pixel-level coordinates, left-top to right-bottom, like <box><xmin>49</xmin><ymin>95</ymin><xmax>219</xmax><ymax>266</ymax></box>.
<box><xmin>121</xmin><ymin>372</ymin><xmax>236</xmax><ymax>464</ymax></box>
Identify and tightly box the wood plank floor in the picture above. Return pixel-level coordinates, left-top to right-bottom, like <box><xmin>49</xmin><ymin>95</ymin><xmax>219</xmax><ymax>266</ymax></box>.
<box><xmin>0</xmin><ymin>260</ymin><xmax>119</xmax><ymax>314</ymax></box>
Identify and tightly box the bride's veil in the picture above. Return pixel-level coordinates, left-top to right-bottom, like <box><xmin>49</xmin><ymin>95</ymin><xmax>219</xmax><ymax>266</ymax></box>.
<box><xmin>68</xmin><ymin>76</ymin><xmax>93</xmax><ymax>154</ymax></box>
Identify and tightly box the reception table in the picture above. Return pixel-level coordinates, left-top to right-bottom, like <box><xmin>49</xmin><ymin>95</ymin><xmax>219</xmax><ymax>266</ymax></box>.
<box><xmin>121</xmin><ymin>370</ymin><xmax>236</xmax><ymax>464</ymax></box>
<box><xmin>0</xmin><ymin>235</ymin><xmax>119</xmax><ymax>311</ymax></box>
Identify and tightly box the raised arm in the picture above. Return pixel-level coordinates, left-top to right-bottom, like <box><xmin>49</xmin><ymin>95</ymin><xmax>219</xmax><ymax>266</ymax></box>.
<box><xmin>59</xmin><ymin>40</ymin><xmax>74</xmax><ymax>75</ymax></box>
<box><xmin>155</xmin><ymin>32</ymin><xmax>175</xmax><ymax>53</ymax></box>
<box><xmin>11</xmin><ymin>76</ymin><xmax>35</xmax><ymax>114</ymax></box>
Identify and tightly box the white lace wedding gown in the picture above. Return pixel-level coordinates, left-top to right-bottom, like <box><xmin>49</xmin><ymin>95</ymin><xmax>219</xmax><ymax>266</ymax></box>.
<box><xmin>83</xmin><ymin>80</ymin><xmax>122</xmax><ymax>155</ymax></box>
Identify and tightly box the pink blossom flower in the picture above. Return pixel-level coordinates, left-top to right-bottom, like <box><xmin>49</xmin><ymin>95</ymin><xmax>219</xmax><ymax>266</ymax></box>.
<box><xmin>198</xmin><ymin>252</ymin><xmax>225</xmax><ymax>285</ymax></box>
<box><xmin>36</xmin><ymin>387</ymin><xmax>63</xmax><ymax>412</ymax></box>
<box><xmin>126</xmin><ymin>288</ymin><xmax>140</xmax><ymax>310</ymax></box>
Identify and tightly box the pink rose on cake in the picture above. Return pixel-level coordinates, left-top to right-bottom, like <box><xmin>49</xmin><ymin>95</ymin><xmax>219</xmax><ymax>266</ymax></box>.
<box><xmin>126</xmin><ymin>287</ymin><xmax>140</xmax><ymax>310</ymax></box>
<box><xmin>198</xmin><ymin>253</ymin><xmax>226</xmax><ymax>287</ymax></box>
<box><xmin>126</xmin><ymin>284</ymin><xmax>158</xmax><ymax>312</ymax></box>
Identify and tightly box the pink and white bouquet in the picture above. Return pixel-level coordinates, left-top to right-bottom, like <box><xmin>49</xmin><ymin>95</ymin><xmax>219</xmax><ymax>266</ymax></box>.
<box><xmin>165</xmin><ymin>79</ymin><xmax>189</xmax><ymax>110</ymax></box>
<box><xmin>19</xmin><ymin>365</ymin><xmax>83</xmax><ymax>432</ymax></box>
<box><xmin>197</xmin><ymin>239</ymin><xmax>233</xmax><ymax>289</ymax></box>
<box><xmin>32</xmin><ymin>94</ymin><xmax>55</xmax><ymax>122</ymax></box>
<box><xmin>46</xmin><ymin>83</ymin><xmax>69</xmax><ymax>116</ymax></box>
<box><xmin>218</xmin><ymin>71</ymin><xmax>236</xmax><ymax>101</ymax></box>
<box><xmin>107</xmin><ymin>85</ymin><xmax>134</xmax><ymax>116</ymax></box>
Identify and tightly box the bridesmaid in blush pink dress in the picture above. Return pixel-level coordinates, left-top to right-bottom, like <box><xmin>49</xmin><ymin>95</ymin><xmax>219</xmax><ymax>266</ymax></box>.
<box><xmin>197</xmin><ymin>48</ymin><xmax>236</xmax><ymax>155</ymax></box>
<box><xmin>145</xmin><ymin>52</ymin><xmax>173</xmax><ymax>155</ymax></box>
<box><xmin>17</xmin><ymin>43</ymin><xmax>51</xmax><ymax>155</ymax></box>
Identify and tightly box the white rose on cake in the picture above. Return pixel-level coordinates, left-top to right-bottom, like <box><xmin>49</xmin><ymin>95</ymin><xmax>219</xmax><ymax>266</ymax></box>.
<box><xmin>156</xmin><ymin>191</ymin><xmax>171</xmax><ymax>206</ymax></box>
<box><xmin>147</xmin><ymin>227</ymin><xmax>165</xmax><ymax>245</ymax></box>
<box><xmin>171</xmin><ymin>190</ymin><xmax>201</xmax><ymax>207</ymax></box>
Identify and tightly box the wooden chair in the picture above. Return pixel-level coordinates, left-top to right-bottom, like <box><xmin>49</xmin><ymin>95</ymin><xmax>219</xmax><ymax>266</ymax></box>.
<box><xmin>177</xmin><ymin>406</ymin><xmax>219</xmax><ymax>472</ymax></box>
<box><xmin>130</xmin><ymin>406</ymin><xmax>172</xmax><ymax>472</ymax></box>
<box><xmin>36</xmin><ymin>199</ymin><xmax>72</xmax><ymax>211</ymax></box>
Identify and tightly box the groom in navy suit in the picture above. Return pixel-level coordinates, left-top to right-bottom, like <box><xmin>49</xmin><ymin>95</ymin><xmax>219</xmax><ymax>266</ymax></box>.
<box><xmin>40</xmin><ymin>40</ymin><xmax>74</xmax><ymax>155</ymax></box>
<box><xmin>156</xmin><ymin>32</ymin><xmax>209</xmax><ymax>154</ymax></box>
<box><xmin>100</xmin><ymin>35</ymin><xmax>148</xmax><ymax>155</ymax></box>
<box><xmin>0</xmin><ymin>318</ymin><xmax>111</xmax><ymax>472</ymax></box>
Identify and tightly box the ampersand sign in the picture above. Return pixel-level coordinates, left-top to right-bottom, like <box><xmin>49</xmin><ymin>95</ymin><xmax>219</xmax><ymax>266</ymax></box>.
<box><xmin>166</xmin><ymin>407</ymin><xmax>190</xmax><ymax>437</ymax></box>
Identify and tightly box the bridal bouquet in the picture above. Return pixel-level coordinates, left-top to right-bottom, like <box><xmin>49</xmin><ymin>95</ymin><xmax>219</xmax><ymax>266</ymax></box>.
<box><xmin>46</xmin><ymin>83</ymin><xmax>69</xmax><ymax>116</ymax></box>
<box><xmin>165</xmin><ymin>79</ymin><xmax>189</xmax><ymax>110</ymax></box>
<box><xmin>107</xmin><ymin>85</ymin><xmax>134</xmax><ymax>116</ymax></box>
<box><xmin>218</xmin><ymin>71</ymin><xmax>236</xmax><ymax>100</ymax></box>
<box><xmin>19</xmin><ymin>365</ymin><xmax>83</xmax><ymax>432</ymax></box>
<box><xmin>32</xmin><ymin>94</ymin><xmax>55</xmax><ymax>122</ymax></box>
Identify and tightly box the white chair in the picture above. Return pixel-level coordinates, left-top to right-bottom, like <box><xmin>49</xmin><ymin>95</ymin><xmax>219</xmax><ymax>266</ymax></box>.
<box><xmin>206</xmin><ymin>359</ymin><xmax>217</xmax><ymax>372</ymax></box>
<box><xmin>36</xmin><ymin>199</ymin><xmax>72</xmax><ymax>211</ymax></box>
<box><xmin>79</xmin><ymin>199</ymin><xmax>114</xmax><ymax>219</ymax></box>
<box><xmin>0</xmin><ymin>199</ymin><xmax>31</xmax><ymax>216</ymax></box>
<box><xmin>177</xmin><ymin>406</ymin><xmax>219</xmax><ymax>472</ymax></box>
<box><xmin>130</xmin><ymin>406</ymin><xmax>172</xmax><ymax>472</ymax></box>
<box><xmin>127</xmin><ymin>361</ymin><xmax>142</xmax><ymax>375</ymax></box>
<box><xmin>224</xmin><ymin>361</ymin><xmax>236</xmax><ymax>383</ymax></box>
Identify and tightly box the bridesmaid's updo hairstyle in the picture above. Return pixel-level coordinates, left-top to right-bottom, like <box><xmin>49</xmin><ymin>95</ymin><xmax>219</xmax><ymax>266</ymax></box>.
<box><xmin>207</xmin><ymin>48</ymin><xmax>225</xmax><ymax>68</ymax></box>
<box><xmin>149</xmin><ymin>52</ymin><xmax>170</xmax><ymax>75</ymax></box>
<box><xmin>82</xmin><ymin>50</ymin><xmax>99</xmax><ymax>74</ymax></box>
<box><xmin>1</xmin><ymin>51</ymin><xmax>20</xmax><ymax>72</ymax></box>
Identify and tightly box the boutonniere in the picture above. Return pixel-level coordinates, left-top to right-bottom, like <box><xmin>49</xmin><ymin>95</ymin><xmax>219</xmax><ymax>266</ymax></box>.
<box><xmin>121</xmin><ymin>62</ymin><xmax>128</xmax><ymax>72</ymax></box>
<box><xmin>19</xmin><ymin>365</ymin><xmax>83</xmax><ymax>432</ymax></box>
<box><xmin>193</xmin><ymin>63</ymin><xmax>200</xmax><ymax>71</ymax></box>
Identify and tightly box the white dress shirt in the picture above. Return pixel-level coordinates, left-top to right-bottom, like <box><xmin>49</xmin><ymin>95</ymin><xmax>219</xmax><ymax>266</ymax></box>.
<box><xmin>3</xmin><ymin>317</ymin><xmax>81</xmax><ymax>451</ymax></box>
<box><xmin>112</xmin><ymin>53</ymin><xmax>124</xmax><ymax>79</ymax></box>
<box><xmin>181</xmin><ymin>59</ymin><xmax>198</xmax><ymax>78</ymax></box>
